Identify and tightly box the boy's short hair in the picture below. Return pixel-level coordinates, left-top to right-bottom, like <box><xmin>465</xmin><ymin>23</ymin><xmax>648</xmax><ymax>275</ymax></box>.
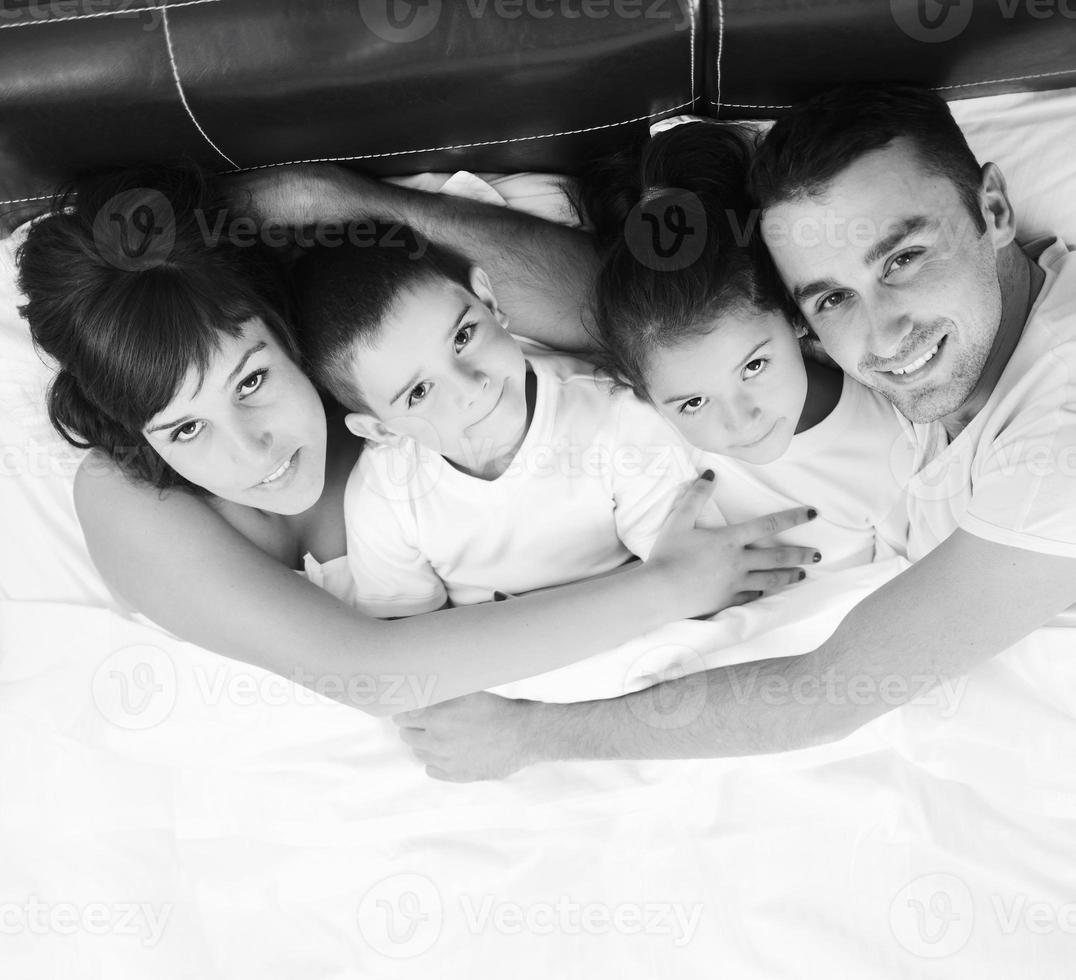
<box><xmin>291</xmin><ymin>228</ymin><xmax>473</xmax><ymax>413</ymax></box>
<box><xmin>749</xmin><ymin>84</ymin><xmax>987</xmax><ymax>235</ymax></box>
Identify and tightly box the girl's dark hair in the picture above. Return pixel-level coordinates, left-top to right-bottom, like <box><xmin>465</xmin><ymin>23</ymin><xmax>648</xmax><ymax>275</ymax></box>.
<box><xmin>16</xmin><ymin>161</ymin><xmax>299</xmax><ymax>492</ymax></box>
<box><xmin>582</xmin><ymin>122</ymin><xmax>792</xmax><ymax>398</ymax></box>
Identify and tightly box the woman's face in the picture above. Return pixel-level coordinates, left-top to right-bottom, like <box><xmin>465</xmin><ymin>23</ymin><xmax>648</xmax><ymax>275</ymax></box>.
<box><xmin>141</xmin><ymin>318</ymin><xmax>328</xmax><ymax>514</ymax></box>
<box><xmin>643</xmin><ymin>307</ymin><xmax>809</xmax><ymax>464</ymax></box>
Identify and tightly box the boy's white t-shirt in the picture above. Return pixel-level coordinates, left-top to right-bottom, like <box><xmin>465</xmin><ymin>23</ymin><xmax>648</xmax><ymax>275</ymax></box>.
<box><xmin>693</xmin><ymin>374</ymin><xmax>918</xmax><ymax>571</ymax></box>
<box><xmin>900</xmin><ymin>237</ymin><xmax>1076</xmax><ymax>564</ymax></box>
<box><xmin>345</xmin><ymin>349</ymin><xmax>698</xmax><ymax>617</ymax></box>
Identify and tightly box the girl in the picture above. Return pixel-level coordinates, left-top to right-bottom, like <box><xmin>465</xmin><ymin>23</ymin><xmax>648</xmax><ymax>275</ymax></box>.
<box><xmin>587</xmin><ymin>123</ymin><xmax>914</xmax><ymax>569</ymax></box>
<box><xmin>15</xmin><ymin>163</ymin><xmax>818</xmax><ymax>716</ymax></box>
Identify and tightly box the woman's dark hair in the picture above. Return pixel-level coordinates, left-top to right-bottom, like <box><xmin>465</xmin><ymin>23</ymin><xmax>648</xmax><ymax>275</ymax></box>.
<box><xmin>582</xmin><ymin>122</ymin><xmax>791</xmax><ymax>398</ymax></box>
<box><xmin>17</xmin><ymin>162</ymin><xmax>299</xmax><ymax>492</ymax></box>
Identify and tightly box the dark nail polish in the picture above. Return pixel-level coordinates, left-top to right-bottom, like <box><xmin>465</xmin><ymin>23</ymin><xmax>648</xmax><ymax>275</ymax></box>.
<box><xmin>493</xmin><ymin>591</ymin><xmax>507</xmax><ymax>602</ymax></box>
<box><xmin>813</xmin><ymin>552</ymin><xmax>822</xmax><ymax>563</ymax></box>
<box><xmin>798</xmin><ymin>570</ymin><xmax>806</xmax><ymax>581</ymax></box>
<box><xmin>701</xmin><ymin>469</ymin><xmax>715</xmax><ymax>482</ymax></box>
<box><xmin>807</xmin><ymin>508</ymin><xmax>818</xmax><ymax>520</ymax></box>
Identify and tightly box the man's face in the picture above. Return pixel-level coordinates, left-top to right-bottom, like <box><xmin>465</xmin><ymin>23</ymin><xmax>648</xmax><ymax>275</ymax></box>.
<box><xmin>762</xmin><ymin>138</ymin><xmax>1009</xmax><ymax>423</ymax></box>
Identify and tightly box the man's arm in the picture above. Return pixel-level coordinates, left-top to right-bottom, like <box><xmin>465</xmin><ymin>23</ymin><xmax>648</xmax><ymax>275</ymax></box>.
<box><xmin>396</xmin><ymin>530</ymin><xmax>1076</xmax><ymax>779</ymax></box>
<box><xmin>227</xmin><ymin>164</ymin><xmax>601</xmax><ymax>353</ymax></box>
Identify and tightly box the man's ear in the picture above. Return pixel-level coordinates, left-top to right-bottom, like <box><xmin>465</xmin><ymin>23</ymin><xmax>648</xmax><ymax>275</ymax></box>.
<box><xmin>345</xmin><ymin>411</ymin><xmax>402</xmax><ymax>447</ymax></box>
<box><xmin>979</xmin><ymin>162</ymin><xmax>1017</xmax><ymax>251</ymax></box>
<box><xmin>468</xmin><ymin>265</ymin><xmax>510</xmax><ymax>331</ymax></box>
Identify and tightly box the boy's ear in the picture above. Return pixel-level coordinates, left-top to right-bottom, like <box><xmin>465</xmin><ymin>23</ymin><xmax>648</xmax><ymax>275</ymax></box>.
<box><xmin>344</xmin><ymin>411</ymin><xmax>402</xmax><ymax>447</ymax></box>
<box><xmin>468</xmin><ymin>265</ymin><xmax>510</xmax><ymax>331</ymax></box>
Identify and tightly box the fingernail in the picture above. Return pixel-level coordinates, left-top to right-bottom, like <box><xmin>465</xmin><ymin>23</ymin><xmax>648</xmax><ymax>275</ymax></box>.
<box><xmin>798</xmin><ymin>569</ymin><xmax>806</xmax><ymax>581</ymax></box>
<box><xmin>807</xmin><ymin>508</ymin><xmax>818</xmax><ymax>520</ymax></box>
<box><xmin>701</xmin><ymin>469</ymin><xmax>715</xmax><ymax>482</ymax></box>
<box><xmin>813</xmin><ymin>552</ymin><xmax>822</xmax><ymax>563</ymax></box>
<box><xmin>493</xmin><ymin>591</ymin><xmax>507</xmax><ymax>602</ymax></box>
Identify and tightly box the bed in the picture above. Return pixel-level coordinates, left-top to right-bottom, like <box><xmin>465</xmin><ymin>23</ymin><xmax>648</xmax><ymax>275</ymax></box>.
<box><xmin>3</xmin><ymin>3</ymin><xmax>1076</xmax><ymax>978</ymax></box>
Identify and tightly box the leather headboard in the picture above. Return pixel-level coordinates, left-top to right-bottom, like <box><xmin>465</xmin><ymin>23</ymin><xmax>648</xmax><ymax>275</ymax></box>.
<box><xmin>2</xmin><ymin>0</ymin><xmax>1075</xmax><ymax>229</ymax></box>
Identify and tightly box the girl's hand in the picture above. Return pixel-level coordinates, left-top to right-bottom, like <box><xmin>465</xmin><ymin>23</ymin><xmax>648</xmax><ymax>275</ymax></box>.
<box><xmin>646</xmin><ymin>472</ymin><xmax>819</xmax><ymax>620</ymax></box>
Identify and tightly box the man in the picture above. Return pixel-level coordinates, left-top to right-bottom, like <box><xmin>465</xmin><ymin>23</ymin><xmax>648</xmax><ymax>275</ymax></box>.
<box><xmin>240</xmin><ymin>84</ymin><xmax>1076</xmax><ymax>780</ymax></box>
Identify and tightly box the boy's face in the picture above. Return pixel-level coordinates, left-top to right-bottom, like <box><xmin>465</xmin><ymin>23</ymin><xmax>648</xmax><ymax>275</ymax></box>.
<box><xmin>346</xmin><ymin>268</ymin><xmax>529</xmax><ymax>476</ymax></box>
<box><xmin>644</xmin><ymin>307</ymin><xmax>808</xmax><ymax>463</ymax></box>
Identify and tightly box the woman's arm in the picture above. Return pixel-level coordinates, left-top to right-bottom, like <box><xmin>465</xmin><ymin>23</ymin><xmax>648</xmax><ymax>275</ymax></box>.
<box><xmin>226</xmin><ymin>164</ymin><xmax>601</xmax><ymax>354</ymax></box>
<box><xmin>75</xmin><ymin>454</ymin><xmax>816</xmax><ymax>717</ymax></box>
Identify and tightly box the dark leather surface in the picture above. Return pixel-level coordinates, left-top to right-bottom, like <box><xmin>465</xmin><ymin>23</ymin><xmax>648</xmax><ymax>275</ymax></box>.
<box><xmin>1</xmin><ymin>0</ymin><xmax>1074</xmax><ymax>225</ymax></box>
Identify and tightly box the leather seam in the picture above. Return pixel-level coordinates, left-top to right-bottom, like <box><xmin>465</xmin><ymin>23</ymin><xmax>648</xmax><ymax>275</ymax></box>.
<box><xmin>0</xmin><ymin>0</ymin><xmax>220</xmax><ymax>30</ymax></box>
<box><xmin>713</xmin><ymin>0</ymin><xmax>724</xmax><ymax>114</ymax></box>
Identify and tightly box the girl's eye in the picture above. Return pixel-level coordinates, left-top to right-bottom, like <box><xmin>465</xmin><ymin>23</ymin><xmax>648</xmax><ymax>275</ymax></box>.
<box><xmin>171</xmin><ymin>419</ymin><xmax>205</xmax><ymax>443</ymax></box>
<box><xmin>238</xmin><ymin>368</ymin><xmax>268</xmax><ymax>397</ymax></box>
<box><xmin>816</xmin><ymin>290</ymin><xmax>850</xmax><ymax>314</ymax></box>
<box><xmin>743</xmin><ymin>358</ymin><xmax>767</xmax><ymax>379</ymax></box>
<box><xmin>678</xmin><ymin>396</ymin><xmax>708</xmax><ymax>417</ymax></box>
<box><xmin>407</xmin><ymin>382</ymin><xmax>431</xmax><ymax>408</ymax></box>
<box><xmin>454</xmin><ymin>324</ymin><xmax>477</xmax><ymax>351</ymax></box>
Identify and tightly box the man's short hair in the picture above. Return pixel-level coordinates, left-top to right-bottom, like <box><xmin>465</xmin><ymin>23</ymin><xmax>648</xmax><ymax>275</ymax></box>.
<box><xmin>749</xmin><ymin>83</ymin><xmax>987</xmax><ymax>235</ymax></box>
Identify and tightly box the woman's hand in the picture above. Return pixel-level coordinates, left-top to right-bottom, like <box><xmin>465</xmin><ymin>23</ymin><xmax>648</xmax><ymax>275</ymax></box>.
<box><xmin>394</xmin><ymin>692</ymin><xmax>540</xmax><ymax>782</ymax></box>
<box><xmin>645</xmin><ymin>472</ymin><xmax>819</xmax><ymax>620</ymax></box>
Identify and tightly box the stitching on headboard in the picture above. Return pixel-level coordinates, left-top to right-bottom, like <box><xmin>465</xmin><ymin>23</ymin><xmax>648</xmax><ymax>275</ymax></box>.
<box><xmin>712</xmin><ymin>68</ymin><xmax>1076</xmax><ymax>110</ymax></box>
<box><xmin>0</xmin><ymin>194</ymin><xmax>54</xmax><ymax>205</ymax></box>
<box><xmin>688</xmin><ymin>0</ymin><xmax>697</xmax><ymax>105</ymax></box>
<box><xmin>712</xmin><ymin>0</ymin><xmax>724</xmax><ymax>114</ymax></box>
<box><xmin>0</xmin><ymin>0</ymin><xmax>220</xmax><ymax>30</ymax></box>
<box><xmin>224</xmin><ymin>102</ymin><xmax>697</xmax><ymax>175</ymax></box>
<box><xmin>161</xmin><ymin>2</ymin><xmax>238</xmax><ymax>169</ymax></box>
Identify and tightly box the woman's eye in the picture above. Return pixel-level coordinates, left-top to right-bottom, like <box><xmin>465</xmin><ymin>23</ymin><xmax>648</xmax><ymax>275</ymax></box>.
<box><xmin>171</xmin><ymin>419</ymin><xmax>205</xmax><ymax>443</ymax></box>
<box><xmin>454</xmin><ymin>324</ymin><xmax>476</xmax><ymax>351</ymax></box>
<box><xmin>238</xmin><ymin>368</ymin><xmax>268</xmax><ymax>397</ymax></box>
<box><xmin>816</xmin><ymin>291</ymin><xmax>849</xmax><ymax>314</ymax></box>
<box><xmin>678</xmin><ymin>396</ymin><xmax>708</xmax><ymax>416</ymax></box>
<box><xmin>743</xmin><ymin>358</ymin><xmax>767</xmax><ymax>379</ymax></box>
<box><xmin>407</xmin><ymin>382</ymin><xmax>431</xmax><ymax>408</ymax></box>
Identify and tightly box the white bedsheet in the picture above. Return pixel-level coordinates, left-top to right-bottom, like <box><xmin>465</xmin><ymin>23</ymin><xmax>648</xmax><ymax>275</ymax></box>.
<box><xmin>4</xmin><ymin>168</ymin><xmax>1076</xmax><ymax>979</ymax></box>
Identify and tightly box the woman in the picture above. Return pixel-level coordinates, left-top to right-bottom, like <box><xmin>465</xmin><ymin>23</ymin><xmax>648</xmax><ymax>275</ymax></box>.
<box><xmin>17</xmin><ymin>163</ymin><xmax>816</xmax><ymax>716</ymax></box>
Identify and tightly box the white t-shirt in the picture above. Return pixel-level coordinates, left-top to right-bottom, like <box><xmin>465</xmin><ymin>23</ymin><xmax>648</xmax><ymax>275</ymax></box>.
<box><xmin>693</xmin><ymin>374</ymin><xmax>918</xmax><ymax>570</ymax></box>
<box><xmin>900</xmin><ymin>237</ymin><xmax>1076</xmax><ymax>564</ymax></box>
<box><xmin>345</xmin><ymin>349</ymin><xmax>698</xmax><ymax>617</ymax></box>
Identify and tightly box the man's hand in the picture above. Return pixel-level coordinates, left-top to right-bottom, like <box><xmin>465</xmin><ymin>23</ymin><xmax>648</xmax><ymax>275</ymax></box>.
<box><xmin>393</xmin><ymin>692</ymin><xmax>539</xmax><ymax>782</ymax></box>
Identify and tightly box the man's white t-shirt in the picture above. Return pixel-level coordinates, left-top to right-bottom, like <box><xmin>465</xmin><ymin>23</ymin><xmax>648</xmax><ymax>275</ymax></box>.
<box><xmin>345</xmin><ymin>349</ymin><xmax>698</xmax><ymax>617</ymax></box>
<box><xmin>693</xmin><ymin>374</ymin><xmax>916</xmax><ymax>570</ymax></box>
<box><xmin>901</xmin><ymin>237</ymin><xmax>1076</xmax><ymax>563</ymax></box>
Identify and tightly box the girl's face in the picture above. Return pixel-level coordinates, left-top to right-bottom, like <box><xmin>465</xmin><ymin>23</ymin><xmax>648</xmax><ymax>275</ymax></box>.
<box><xmin>141</xmin><ymin>318</ymin><xmax>328</xmax><ymax>514</ymax></box>
<box><xmin>644</xmin><ymin>307</ymin><xmax>809</xmax><ymax>464</ymax></box>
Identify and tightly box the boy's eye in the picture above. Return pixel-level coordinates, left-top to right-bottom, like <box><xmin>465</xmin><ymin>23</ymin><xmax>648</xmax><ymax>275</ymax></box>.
<box><xmin>171</xmin><ymin>419</ymin><xmax>205</xmax><ymax>443</ymax></box>
<box><xmin>238</xmin><ymin>368</ymin><xmax>268</xmax><ymax>396</ymax></box>
<box><xmin>677</xmin><ymin>396</ymin><xmax>708</xmax><ymax>416</ymax></box>
<box><xmin>454</xmin><ymin>324</ymin><xmax>477</xmax><ymax>351</ymax></box>
<box><xmin>407</xmin><ymin>382</ymin><xmax>431</xmax><ymax>408</ymax></box>
<box><xmin>743</xmin><ymin>358</ymin><xmax>767</xmax><ymax>379</ymax></box>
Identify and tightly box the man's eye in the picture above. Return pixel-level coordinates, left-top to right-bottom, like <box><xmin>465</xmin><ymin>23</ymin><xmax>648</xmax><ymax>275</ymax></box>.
<box><xmin>743</xmin><ymin>358</ymin><xmax>767</xmax><ymax>379</ymax></box>
<box><xmin>171</xmin><ymin>420</ymin><xmax>205</xmax><ymax>443</ymax></box>
<box><xmin>454</xmin><ymin>324</ymin><xmax>476</xmax><ymax>351</ymax></box>
<box><xmin>238</xmin><ymin>368</ymin><xmax>268</xmax><ymax>396</ymax></box>
<box><xmin>816</xmin><ymin>291</ymin><xmax>849</xmax><ymax>314</ymax></box>
<box><xmin>408</xmin><ymin>382</ymin><xmax>431</xmax><ymax>408</ymax></box>
<box><xmin>887</xmin><ymin>249</ymin><xmax>922</xmax><ymax>276</ymax></box>
<box><xmin>678</xmin><ymin>396</ymin><xmax>707</xmax><ymax>416</ymax></box>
